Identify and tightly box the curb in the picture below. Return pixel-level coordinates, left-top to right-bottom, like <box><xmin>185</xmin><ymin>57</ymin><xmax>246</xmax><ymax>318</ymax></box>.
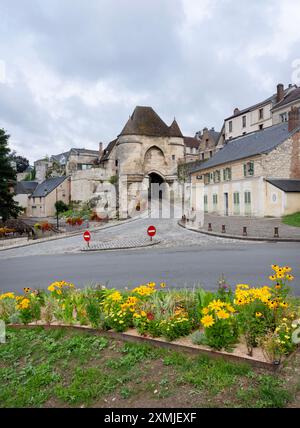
<box><xmin>178</xmin><ymin>221</ymin><xmax>300</xmax><ymax>243</ymax></box>
<box><xmin>0</xmin><ymin>216</ymin><xmax>142</xmax><ymax>252</ymax></box>
<box><xmin>81</xmin><ymin>239</ymin><xmax>161</xmax><ymax>252</ymax></box>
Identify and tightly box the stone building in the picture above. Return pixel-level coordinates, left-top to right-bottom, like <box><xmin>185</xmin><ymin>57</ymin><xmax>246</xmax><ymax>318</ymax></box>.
<box><xmin>27</xmin><ymin>176</ymin><xmax>71</xmax><ymax>218</ymax></box>
<box><xmin>98</xmin><ymin>106</ymin><xmax>186</xmax><ymax>217</ymax></box>
<box><xmin>34</xmin><ymin>148</ymin><xmax>101</xmax><ymax>183</ymax></box>
<box><xmin>190</xmin><ymin>109</ymin><xmax>300</xmax><ymax>217</ymax></box>
<box><xmin>223</xmin><ymin>83</ymin><xmax>299</xmax><ymax>142</ymax></box>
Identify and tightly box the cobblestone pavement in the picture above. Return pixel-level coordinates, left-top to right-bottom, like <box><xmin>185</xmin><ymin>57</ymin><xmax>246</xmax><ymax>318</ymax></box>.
<box><xmin>198</xmin><ymin>214</ymin><xmax>300</xmax><ymax>239</ymax></box>
<box><xmin>82</xmin><ymin>237</ymin><xmax>160</xmax><ymax>251</ymax></box>
<box><xmin>0</xmin><ymin>217</ymin><xmax>247</xmax><ymax>260</ymax></box>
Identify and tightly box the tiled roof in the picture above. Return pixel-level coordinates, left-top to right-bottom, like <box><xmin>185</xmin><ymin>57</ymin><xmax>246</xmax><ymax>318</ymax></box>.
<box><xmin>15</xmin><ymin>181</ymin><xmax>38</xmax><ymax>195</ymax></box>
<box><xmin>169</xmin><ymin>119</ymin><xmax>183</xmax><ymax>137</ymax></box>
<box><xmin>190</xmin><ymin>123</ymin><xmax>300</xmax><ymax>172</ymax></box>
<box><xmin>31</xmin><ymin>176</ymin><xmax>68</xmax><ymax>198</ymax></box>
<box><xmin>119</xmin><ymin>106</ymin><xmax>171</xmax><ymax>137</ymax></box>
<box><xmin>100</xmin><ymin>139</ymin><xmax>117</xmax><ymax>162</ymax></box>
<box><xmin>272</xmin><ymin>87</ymin><xmax>300</xmax><ymax>110</ymax></box>
<box><xmin>208</xmin><ymin>129</ymin><xmax>221</xmax><ymax>144</ymax></box>
<box><xmin>184</xmin><ymin>137</ymin><xmax>200</xmax><ymax>149</ymax></box>
<box><xmin>267</xmin><ymin>179</ymin><xmax>300</xmax><ymax>192</ymax></box>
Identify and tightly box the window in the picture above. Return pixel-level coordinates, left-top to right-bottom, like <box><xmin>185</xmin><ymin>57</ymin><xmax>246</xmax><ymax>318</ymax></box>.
<box><xmin>229</xmin><ymin>121</ymin><xmax>233</xmax><ymax>133</ymax></box>
<box><xmin>242</xmin><ymin>116</ymin><xmax>247</xmax><ymax>128</ymax></box>
<box><xmin>213</xmin><ymin>170</ymin><xmax>221</xmax><ymax>183</ymax></box>
<box><xmin>115</xmin><ymin>160</ymin><xmax>119</xmax><ymax>167</ymax></box>
<box><xmin>204</xmin><ymin>195</ymin><xmax>208</xmax><ymax>213</ymax></box>
<box><xmin>233</xmin><ymin>192</ymin><xmax>240</xmax><ymax>205</ymax></box>
<box><xmin>280</xmin><ymin>112</ymin><xmax>288</xmax><ymax>122</ymax></box>
<box><xmin>172</xmin><ymin>155</ymin><xmax>176</xmax><ymax>161</ymax></box>
<box><xmin>243</xmin><ymin>161</ymin><xmax>254</xmax><ymax>177</ymax></box>
<box><xmin>259</xmin><ymin>108</ymin><xmax>264</xmax><ymax>120</ymax></box>
<box><xmin>210</xmin><ymin>151</ymin><xmax>213</xmax><ymax>158</ymax></box>
<box><xmin>204</xmin><ymin>173</ymin><xmax>211</xmax><ymax>185</ymax></box>
<box><xmin>233</xmin><ymin>192</ymin><xmax>240</xmax><ymax>214</ymax></box>
<box><xmin>244</xmin><ymin>191</ymin><xmax>251</xmax><ymax>204</ymax></box>
<box><xmin>259</xmin><ymin>124</ymin><xmax>263</xmax><ymax>130</ymax></box>
<box><xmin>201</xmin><ymin>153</ymin><xmax>205</xmax><ymax>161</ymax></box>
<box><xmin>223</xmin><ymin>168</ymin><xmax>232</xmax><ymax>181</ymax></box>
<box><xmin>213</xmin><ymin>194</ymin><xmax>218</xmax><ymax>210</ymax></box>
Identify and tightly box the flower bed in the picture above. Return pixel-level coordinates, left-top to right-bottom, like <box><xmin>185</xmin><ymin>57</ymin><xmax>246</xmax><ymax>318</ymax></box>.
<box><xmin>1</xmin><ymin>266</ymin><xmax>299</xmax><ymax>368</ymax></box>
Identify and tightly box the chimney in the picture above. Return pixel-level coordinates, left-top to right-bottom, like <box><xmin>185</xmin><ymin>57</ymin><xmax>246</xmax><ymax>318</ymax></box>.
<box><xmin>277</xmin><ymin>83</ymin><xmax>284</xmax><ymax>103</ymax></box>
<box><xmin>234</xmin><ymin>108</ymin><xmax>240</xmax><ymax>116</ymax></box>
<box><xmin>288</xmin><ymin>106</ymin><xmax>300</xmax><ymax>132</ymax></box>
<box><xmin>99</xmin><ymin>142</ymin><xmax>103</xmax><ymax>157</ymax></box>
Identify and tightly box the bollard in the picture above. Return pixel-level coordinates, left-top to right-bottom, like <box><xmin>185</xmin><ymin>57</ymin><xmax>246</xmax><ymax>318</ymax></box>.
<box><xmin>274</xmin><ymin>227</ymin><xmax>279</xmax><ymax>238</ymax></box>
<box><xmin>222</xmin><ymin>225</ymin><xmax>226</xmax><ymax>234</ymax></box>
<box><xmin>243</xmin><ymin>227</ymin><xmax>247</xmax><ymax>237</ymax></box>
<box><xmin>208</xmin><ymin>223</ymin><xmax>212</xmax><ymax>232</ymax></box>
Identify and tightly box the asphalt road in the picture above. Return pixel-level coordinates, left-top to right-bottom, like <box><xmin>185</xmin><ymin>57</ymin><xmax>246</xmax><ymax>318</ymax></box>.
<box><xmin>1</xmin><ymin>239</ymin><xmax>300</xmax><ymax>294</ymax></box>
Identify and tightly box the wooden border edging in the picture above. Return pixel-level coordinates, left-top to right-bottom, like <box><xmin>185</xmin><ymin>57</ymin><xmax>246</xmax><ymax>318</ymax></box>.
<box><xmin>7</xmin><ymin>324</ymin><xmax>287</xmax><ymax>372</ymax></box>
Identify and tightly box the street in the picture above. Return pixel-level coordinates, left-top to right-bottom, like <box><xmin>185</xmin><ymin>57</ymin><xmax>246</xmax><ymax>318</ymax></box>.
<box><xmin>0</xmin><ymin>218</ymin><xmax>300</xmax><ymax>294</ymax></box>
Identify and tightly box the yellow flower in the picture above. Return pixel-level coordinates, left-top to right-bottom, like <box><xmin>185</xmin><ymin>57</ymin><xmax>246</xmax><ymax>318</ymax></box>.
<box><xmin>160</xmin><ymin>282</ymin><xmax>166</xmax><ymax>288</ymax></box>
<box><xmin>280</xmin><ymin>302</ymin><xmax>289</xmax><ymax>308</ymax></box>
<box><xmin>256</xmin><ymin>312</ymin><xmax>263</xmax><ymax>318</ymax></box>
<box><xmin>202</xmin><ymin>307</ymin><xmax>209</xmax><ymax>315</ymax></box>
<box><xmin>269</xmin><ymin>275</ymin><xmax>276</xmax><ymax>281</ymax></box>
<box><xmin>48</xmin><ymin>285</ymin><xmax>55</xmax><ymax>292</ymax></box>
<box><xmin>226</xmin><ymin>304</ymin><xmax>235</xmax><ymax>313</ymax></box>
<box><xmin>208</xmin><ymin>299</ymin><xmax>225</xmax><ymax>311</ymax></box>
<box><xmin>141</xmin><ymin>311</ymin><xmax>147</xmax><ymax>317</ymax></box>
<box><xmin>201</xmin><ymin>315</ymin><xmax>215</xmax><ymax>328</ymax></box>
<box><xmin>0</xmin><ymin>292</ymin><xmax>15</xmax><ymax>300</ymax></box>
<box><xmin>217</xmin><ymin>309</ymin><xmax>230</xmax><ymax>320</ymax></box>
<box><xmin>286</xmin><ymin>275</ymin><xmax>294</xmax><ymax>281</ymax></box>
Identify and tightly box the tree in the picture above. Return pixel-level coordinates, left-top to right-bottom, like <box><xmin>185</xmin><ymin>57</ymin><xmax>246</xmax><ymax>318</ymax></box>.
<box><xmin>0</xmin><ymin>129</ymin><xmax>22</xmax><ymax>222</ymax></box>
<box><xmin>55</xmin><ymin>200</ymin><xmax>69</xmax><ymax>214</ymax></box>
<box><xmin>10</xmin><ymin>150</ymin><xmax>30</xmax><ymax>173</ymax></box>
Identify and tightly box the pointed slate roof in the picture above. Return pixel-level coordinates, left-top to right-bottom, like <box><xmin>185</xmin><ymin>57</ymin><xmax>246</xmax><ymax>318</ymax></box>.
<box><xmin>119</xmin><ymin>106</ymin><xmax>171</xmax><ymax>137</ymax></box>
<box><xmin>169</xmin><ymin>119</ymin><xmax>183</xmax><ymax>137</ymax></box>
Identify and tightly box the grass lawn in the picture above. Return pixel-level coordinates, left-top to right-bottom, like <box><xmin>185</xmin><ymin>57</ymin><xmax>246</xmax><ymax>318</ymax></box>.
<box><xmin>0</xmin><ymin>327</ymin><xmax>298</xmax><ymax>408</ymax></box>
<box><xmin>282</xmin><ymin>212</ymin><xmax>300</xmax><ymax>227</ymax></box>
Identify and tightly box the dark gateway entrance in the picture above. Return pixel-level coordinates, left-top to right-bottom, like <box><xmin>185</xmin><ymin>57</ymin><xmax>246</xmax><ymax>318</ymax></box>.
<box><xmin>148</xmin><ymin>172</ymin><xmax>164</xmax><ymax>201</ymax></box>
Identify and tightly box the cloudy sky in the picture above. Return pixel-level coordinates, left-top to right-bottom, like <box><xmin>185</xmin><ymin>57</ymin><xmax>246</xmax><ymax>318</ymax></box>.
<box><xmin>1</xmin><ymin>0</ymin><xmax>300</xmax><ymax>162</ymax></box>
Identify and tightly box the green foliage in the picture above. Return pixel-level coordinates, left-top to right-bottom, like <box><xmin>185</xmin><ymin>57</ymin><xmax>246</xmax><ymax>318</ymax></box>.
<box><xmin>10</xmin><ymin>151</ymin><xmax>29</xmax><ymax>173</ymax></box>
<box><xmin>0</xmin><ymin>328</ymin><xmax>295</xmax><ymax>408</ymax></box>
<box><xmin>282</xmin><ymin>212</ymin><xmax>300</xmax><ymax>228</ymax></box>
<box><xmin>55</xmin><ymin>200</ymin><xmax>69</xmax><ymax>214</ymax></box>
<box><xmin>109</xmin><ymin>175</ymin><xmax>118</xmax><ymax>185</ymax></box>
<box><xmin>0</xmin><ymin>128</ymin><xmax>22</xmax><ymax>222</ymax></box>
<box><xmin>205</xmin><ymin>318</ymin><xmax>239</xmax><ymax>352</ymax></box>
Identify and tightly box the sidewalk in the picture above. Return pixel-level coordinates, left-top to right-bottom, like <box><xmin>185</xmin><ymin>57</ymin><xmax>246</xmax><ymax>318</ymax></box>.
<box><xmin>180</xmin><ymin>214</ymin><xmax>300</xmax><ymax>242</ymax></box>
<box><xmin>0</xmin><ymin>216</ymin><xmax>141</xmax><ymax>252</ymax></box>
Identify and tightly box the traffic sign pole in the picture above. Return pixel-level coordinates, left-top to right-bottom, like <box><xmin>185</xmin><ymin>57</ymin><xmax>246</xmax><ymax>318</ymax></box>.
<box><xmin>147</xmin><ymin>226</ymin><xmax>157</xmax><ymax>242</ymax></box>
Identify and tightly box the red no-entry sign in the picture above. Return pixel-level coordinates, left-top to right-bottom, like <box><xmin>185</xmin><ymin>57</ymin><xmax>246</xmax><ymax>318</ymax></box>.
<box><xmin>83</xmin><ymin>231</ymin><xmax>91</xmax><ymax>242</ymax></box>
<box><xmin>147</xmin><ymin>226</ymin><xmax>156</xmax><ymax>240</ymax></box>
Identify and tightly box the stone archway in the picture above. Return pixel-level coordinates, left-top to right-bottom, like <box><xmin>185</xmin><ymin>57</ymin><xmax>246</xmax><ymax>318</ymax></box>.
<box><xmin>148</xmin><ymin>171</ymin><xmax>165</xmax><ymax>200</ymax></box>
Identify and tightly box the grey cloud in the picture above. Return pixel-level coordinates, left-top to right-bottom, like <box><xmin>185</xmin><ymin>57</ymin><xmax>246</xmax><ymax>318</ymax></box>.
<box><xmin>0</xmin><ymin>0</ymin><xmax>300</xmax><ymax>162</ymax></box>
